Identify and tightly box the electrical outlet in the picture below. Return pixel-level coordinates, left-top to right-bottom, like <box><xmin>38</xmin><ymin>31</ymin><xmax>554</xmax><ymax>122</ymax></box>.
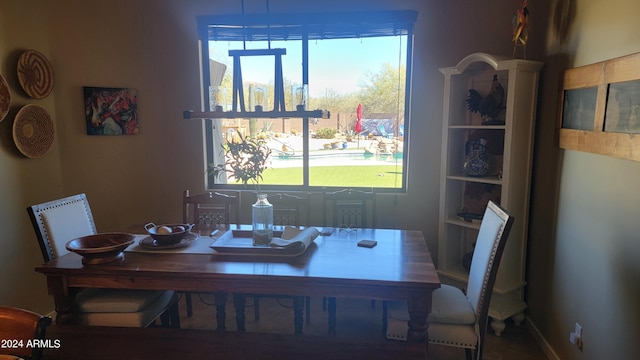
<box><xmin>575</xmin><ymin>323</ymin><xmax>583</xmax><ymax>350</ymax></box>
<box><xmin>569</xmin><ymin>322</ymin><xmax>583</xmax><ymax>350</ymax></box>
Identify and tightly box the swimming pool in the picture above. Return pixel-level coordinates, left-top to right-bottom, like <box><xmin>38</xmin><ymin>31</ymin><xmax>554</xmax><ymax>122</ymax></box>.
<box><xmin>270</xmin><ymin>150</ymin><xmax>403</xmax><ymax>168</ymax></box>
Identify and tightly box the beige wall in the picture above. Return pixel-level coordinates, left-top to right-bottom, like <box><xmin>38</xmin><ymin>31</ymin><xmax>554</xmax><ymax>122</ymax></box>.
<box><xmin>0</xmin><ymin>0</ymin><xmax>65</xmax><ymax>312</ymax></box>
<box><xmin>2</xmin><ymin>0</ymin><xmax>638</xmax><ymax>358</ymax></box>
<box><xmin>527</xmin><ymin>1</ymin><xmax>640</xmax><ymax>359</ymax></box>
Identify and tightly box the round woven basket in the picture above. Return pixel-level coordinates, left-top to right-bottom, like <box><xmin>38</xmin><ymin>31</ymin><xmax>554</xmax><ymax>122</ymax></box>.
<box><xmin>0</xmin><ymin>74</ymin><xmax>10</xmax><ymax>122</ymax></box>
<box><xmin>17</xmin><ymin>49</ymin><xmax>54</xmax><ymax>99</ymax></box>
<box><xmin>13</xmin><ymin>104</ymin><xmax>55</xmax><ymax>158</ymax></box>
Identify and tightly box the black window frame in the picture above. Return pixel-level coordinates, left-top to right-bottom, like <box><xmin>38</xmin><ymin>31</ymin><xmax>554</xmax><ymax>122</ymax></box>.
<box><xmin>197</xmin><ymin>10</ymin><xmax>416</xmax><ymax>193</ymax></box>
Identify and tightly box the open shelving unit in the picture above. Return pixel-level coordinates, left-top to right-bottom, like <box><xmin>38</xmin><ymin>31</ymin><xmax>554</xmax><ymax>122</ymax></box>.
<box><xmin>438</xmin><ymin>53</ymin><xmax>543</xmax><ymax>335</ymax></box>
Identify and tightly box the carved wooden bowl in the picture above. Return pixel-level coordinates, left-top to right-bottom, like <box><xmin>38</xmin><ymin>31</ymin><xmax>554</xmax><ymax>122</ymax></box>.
<box><xmin>65</xmin><ymin>233</ymin><xmax>135</xmax><ymax>265</ymax></box>
<box><xmin>144</xmin><ymin>223</ymin><xmax>194</xmax><ymax>245</ymax></box>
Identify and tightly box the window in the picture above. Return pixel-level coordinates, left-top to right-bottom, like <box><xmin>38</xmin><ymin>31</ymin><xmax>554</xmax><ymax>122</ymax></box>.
<box><xmin>197</xmin><ymin>11</ymin><xmax>415</xmax><ymax>192</ymax></box>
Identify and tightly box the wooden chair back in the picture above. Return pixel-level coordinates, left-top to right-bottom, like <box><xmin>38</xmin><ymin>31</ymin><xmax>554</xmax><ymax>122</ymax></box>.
<box><xmin>323</xmin><ymin>188</ymin><xmax>376</xmax><ymax>228</ymax></box>
<box><xmin>266</xmin><ymin>192</ymin><xmax>311</xmax><ymax>227</ymax></box>
<box><xmin>183</xmin><ymin>190</ymin><xmax>240</xmax><ymax>231</ymax></box>
<box><xmin>0</xmin><ymin>306</ymin><xmax>52</xmax><ymax>360</ymax></box>
<box><xmin>27</xmin><ymin>193</ymin><xmax>97</xmax><ymax>262</ymax></box>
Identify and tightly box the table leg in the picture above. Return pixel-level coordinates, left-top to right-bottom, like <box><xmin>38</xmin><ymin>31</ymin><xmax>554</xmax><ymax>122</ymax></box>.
<box><xmin>214</xmin><ymin>292</ymin><xmax>228</xmax><ymax>331</ymax></box>
<box><xmin>407</xmin><ymin>290</ymin><xmax>431</xmax><ymax>342</ymax></box>
<box><xmin>293</xmin><ymin>296</ymin><xmax>304</xmax><ymax>335</ymax></box>
<box><xmin>47</xmin><ymin>275</ymin><xmax>76</xmax><ymax>325</ymax></box>
<box><xmin>233</xmin><ymin>294</ymin><xmax>246</xmax><ymax>332</ymax></box>
<box><xmin>327</xmin><ymin>297</ymin><xmax>337</xmax><ymax>335</ymax></box>
<box><xmin>382</xmin><ymin>300</ymin><xmax>388</xmax><ymax>335</ymax></box>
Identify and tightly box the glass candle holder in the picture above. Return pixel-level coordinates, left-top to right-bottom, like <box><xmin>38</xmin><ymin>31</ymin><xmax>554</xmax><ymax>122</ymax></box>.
<box><xmin>294</xmin><ymin>85</ymin><xmax>308</xmax><ymax>111</ymax></box>
<box><xmin>211</xmin><ymin>86</ymin><xmax>225</xmax><ymax>112</ymax></box>
<box><xmin>250</xmin><ymin>85</ymin><xmax>267</xmax><ymax>112</ymax></box>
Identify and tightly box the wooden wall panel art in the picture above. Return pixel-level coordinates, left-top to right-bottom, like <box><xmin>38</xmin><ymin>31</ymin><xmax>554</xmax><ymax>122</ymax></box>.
<box><xmin>558</xmin><ymin>52</ymin><xmax>640</xmax><ymax>161</ymax></box>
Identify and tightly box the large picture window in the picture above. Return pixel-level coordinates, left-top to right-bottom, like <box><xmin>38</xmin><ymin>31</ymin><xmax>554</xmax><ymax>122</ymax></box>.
<box><xmin>198</xmin><ymin>11</ymin><xmax>415</xmax><ymax>192</ymax></box>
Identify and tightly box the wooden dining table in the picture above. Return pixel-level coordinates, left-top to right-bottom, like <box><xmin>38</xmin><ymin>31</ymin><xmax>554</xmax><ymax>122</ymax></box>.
<box><xmin>35</xmin><ymin>226</ymin><xmax>440</xmax><ymax>352</ymax></box>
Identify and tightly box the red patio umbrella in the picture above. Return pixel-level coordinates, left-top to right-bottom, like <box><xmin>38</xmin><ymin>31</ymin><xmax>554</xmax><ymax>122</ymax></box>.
<box><xmin>355</xmin><ymin>103</ymin><xmax>363</xmax><ymax>148</ymax></box>
<box><xmin>355</xmin><ymin>103</ymin><xmax>363</xmax><ymax>133</ymax></box>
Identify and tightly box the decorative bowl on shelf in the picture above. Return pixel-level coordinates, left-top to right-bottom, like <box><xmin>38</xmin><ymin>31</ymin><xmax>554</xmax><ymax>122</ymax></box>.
<box><xmin>65</xmin><ymin>233</ymin><xmax>135</xmax><ymax>265</ymax></box>
<box><xmin>144</xmin><ymin>223</ymin><xmax>194</xmax><ymax>245</ymax></box>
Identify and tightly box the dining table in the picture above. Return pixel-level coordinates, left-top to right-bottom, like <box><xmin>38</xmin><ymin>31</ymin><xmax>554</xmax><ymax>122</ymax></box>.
<box><xmin>35</xmin><ymin>225</ymin><xmax>440</xmax><ymax>351</ymax></box>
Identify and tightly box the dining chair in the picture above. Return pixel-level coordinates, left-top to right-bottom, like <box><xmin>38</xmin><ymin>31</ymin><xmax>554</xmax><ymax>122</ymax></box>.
<box><xmin>27</xmin><ymin>193</ymin><xmax>180</xmax><ymax>328</ymax></box>
<box><xmin>269</xmin><ymin>192</ymin><xmax>311</xmax><ymax>228</ymax></box>
<box><xmin>183</xmin><ymin>189</ymin><xmax>240</xmax><ymax>232</ymax></box>
<box><xmin>385</xmin><ymin>200</ymin><xmax>514</xmax><ymax>360</ymax></box>
<box><xmin>251</xmin><ymin>192</ymin><xmax>312</xmax><ymax>323</ymax></box>
<box><xmin>0</xmin><ymin>306</ymin><xmax>52</xmax><ymax>360</ymax></box>
<box><xmin>323</xmin><ymin>188</ymin><xmax>376</xmax><ymax>229</ymax></box>
<box><xmin>322</xmin><ymin>188</ymin><xmax>377</xmax><ymax>334</ymax></box>
<box><xmin>183</xmin><ymin>190</ymin><xmax>240</xmax><ymax>318</ymax></box>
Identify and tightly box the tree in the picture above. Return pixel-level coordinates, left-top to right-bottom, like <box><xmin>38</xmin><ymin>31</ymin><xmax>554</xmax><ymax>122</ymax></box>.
<box><xmin>358</xmin><ymin>63</ymin><xmax>406</xmax><ymax>118</ymax></box>
<box><xmin>313</xmin><ymin>88</ymin><xmax>344</xmax><ymax>112</ymax></box>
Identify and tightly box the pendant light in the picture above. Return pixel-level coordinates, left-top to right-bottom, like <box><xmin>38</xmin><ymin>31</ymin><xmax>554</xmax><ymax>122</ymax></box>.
<box><xmin>184</xmin><ymin>0</ymin><xmax>330</xmax><ymax>120</ymax></box>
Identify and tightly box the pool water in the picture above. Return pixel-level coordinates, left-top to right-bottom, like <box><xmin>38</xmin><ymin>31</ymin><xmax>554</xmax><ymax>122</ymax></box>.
<box><xmin>271</xmin><ymin>151</ymin><xmax>403</xmax><ymax>168</ymax></box>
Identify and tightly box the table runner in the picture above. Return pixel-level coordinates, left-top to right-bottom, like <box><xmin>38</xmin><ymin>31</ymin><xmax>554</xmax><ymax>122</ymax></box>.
<box><xmin>126</xmin><ymin>227</ymin><xmax>319</xmax><ymax>255</ymax></box>
<box><xmin>126</xmin><ymin>234</ymin><xmax>216</xmax><ymax>254</ymax></box>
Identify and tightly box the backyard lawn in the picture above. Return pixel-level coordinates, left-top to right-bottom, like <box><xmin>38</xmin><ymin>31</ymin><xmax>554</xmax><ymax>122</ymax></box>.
<box><xmin>259</xmin><ymin>165</ymin><xmax>403</xmax><ymax>188</ymax></box>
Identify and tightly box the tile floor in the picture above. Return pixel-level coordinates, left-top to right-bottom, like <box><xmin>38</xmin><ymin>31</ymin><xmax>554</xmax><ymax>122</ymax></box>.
<box><xmin>179</xmin><ymin>294</ymin><xmax>548</xmax><ymax>359</ymax></box>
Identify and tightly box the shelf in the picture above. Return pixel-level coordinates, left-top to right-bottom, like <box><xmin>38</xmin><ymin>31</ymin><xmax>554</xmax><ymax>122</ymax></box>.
<box><xmin>448</xmin><ymin>125</ymin><xmax>505</xmax><ymax>130</ymax></box>
<box><xmin>437</xmin><ymin>265</ymin><xmax>470</xmax><ymax>284</ymax></box>
<box><xmin>446</xmin><ymin>175</ymin><xmax>502</xmax><ymax>185</ymax></box>
<box><xmin>183</xmin><ymin>109</ymin><xmax>330</xmax><ymax>120</ymax></box>
<box><xmin>439</xmin><ymin>267</ymin><xmax>527</xmax><ymax>295</ymax></box>
<box><xmin>444</xmin><ymin>217</ymin><xmax>481</xmax><ymax>230</ymax></box>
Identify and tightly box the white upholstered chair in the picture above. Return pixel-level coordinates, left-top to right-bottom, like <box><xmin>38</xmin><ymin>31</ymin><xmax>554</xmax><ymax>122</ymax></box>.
<box><xmin>386</xmin><ymin>201</ymin><xmax>514</xmax><ymax>360</ymax></box>
<box><xmin>27</xmin><ymin>193</ymin><xmax>180</xmax><ymax>327</ymax></box>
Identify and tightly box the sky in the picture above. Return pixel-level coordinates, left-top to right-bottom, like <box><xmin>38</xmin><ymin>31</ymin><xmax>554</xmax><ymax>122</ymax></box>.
<box><xmin>209</xmin><ymin>36</ymin><xmax>406</xmax><ymax>98</ymax></box>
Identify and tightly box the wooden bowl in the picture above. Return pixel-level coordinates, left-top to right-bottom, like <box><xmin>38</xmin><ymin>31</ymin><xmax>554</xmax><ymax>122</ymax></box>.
<box><xmin>144</xmin><ymin>223</ymin><xmax>194</xmax><ymax>245</ymax></box>
<box><xmin>65</xmin><ymin>233</ymin><xmax>135</xmax><ymax>265</ymax></box>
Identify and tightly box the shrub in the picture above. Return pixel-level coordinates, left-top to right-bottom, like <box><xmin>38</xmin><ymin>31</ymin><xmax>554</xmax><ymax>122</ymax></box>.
<box><xmin>207</xmin><ymin>134</ymin><xmax>271</xmax><ymax>185</ymax></box>
<box><xmin>315</xmin><ymin>127</ymin><xmax>337</xmax><ymax>139</ymax></box>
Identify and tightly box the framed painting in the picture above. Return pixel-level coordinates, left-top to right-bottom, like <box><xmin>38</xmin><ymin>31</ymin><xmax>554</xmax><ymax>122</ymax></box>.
<box><xmin>84</xmin><ymin>87</ymin><xmax>139</xmax><ymax>135</ymax></box>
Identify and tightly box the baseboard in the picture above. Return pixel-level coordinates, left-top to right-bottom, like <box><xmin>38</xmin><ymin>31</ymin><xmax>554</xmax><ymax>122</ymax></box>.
<box><xmin>525</xmin><ymin>316</ymin><xmax>560</xmax><ymax>360</ymax></box>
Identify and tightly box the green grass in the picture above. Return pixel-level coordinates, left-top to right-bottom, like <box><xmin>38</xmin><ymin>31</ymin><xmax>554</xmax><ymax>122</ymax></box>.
<box><xmin>255</xmin><ymin>165</ymin><xmax>403</xmax><ymax>188</ymax></box>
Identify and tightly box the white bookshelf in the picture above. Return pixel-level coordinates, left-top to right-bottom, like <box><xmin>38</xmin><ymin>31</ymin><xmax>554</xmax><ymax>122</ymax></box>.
<box><xmin>438</xmin><ymin>53</ymin><xmax>543</xmax><ymax>335</ymax></box>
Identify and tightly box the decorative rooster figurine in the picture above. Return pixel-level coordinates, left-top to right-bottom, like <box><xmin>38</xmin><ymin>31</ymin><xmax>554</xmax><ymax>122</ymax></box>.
<box><xmin>512</xmin><ymin>0</ymin><xmax>529</xmax><ymax>58</ymax></box>
<box><xmin>466</xmin><ymin>74</ymin><xmax>506</xmax><ymax>124</ymax></box>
